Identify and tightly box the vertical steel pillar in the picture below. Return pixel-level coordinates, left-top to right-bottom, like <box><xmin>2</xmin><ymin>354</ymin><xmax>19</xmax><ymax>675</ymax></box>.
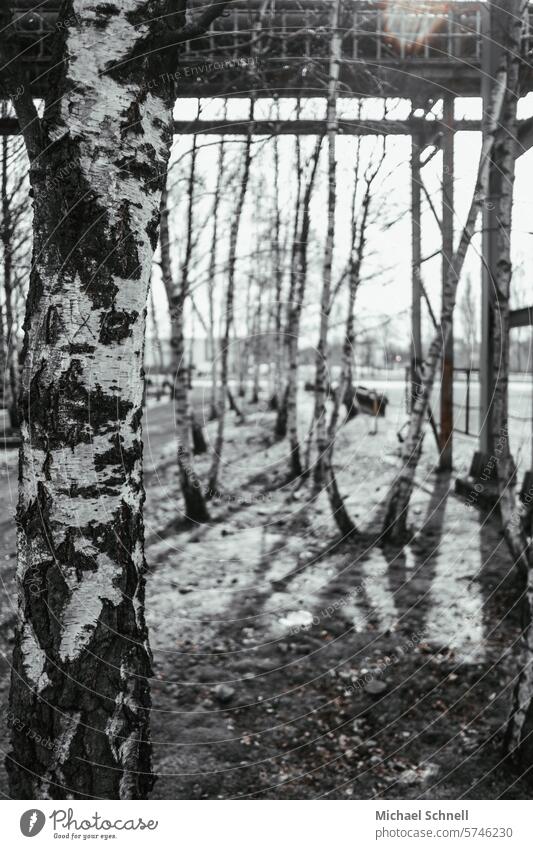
<box><xmin>411</xmin><ymin>132</ymin><xmax>422</xmax><ymax>409</ymax></box>
<box><xmin>479</xmin><ymin>0</ymin><xmax>501</xmax><ymax>458</ymax></box>
<box><xmin>439</xmin><ymin>94</ymin><xmax>455</xmax><ymax>470</ymax></box>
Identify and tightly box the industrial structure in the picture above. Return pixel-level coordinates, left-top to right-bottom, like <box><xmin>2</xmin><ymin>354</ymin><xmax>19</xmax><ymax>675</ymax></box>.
<box><xmin>4</xmin><ymin>0</ymin><xmax>533</xmax><ymax>494</ymax></box>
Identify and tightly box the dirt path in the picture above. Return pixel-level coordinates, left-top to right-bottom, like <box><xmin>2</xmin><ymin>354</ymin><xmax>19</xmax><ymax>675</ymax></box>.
<box><xmin>0</xmin><ymin>388</ymin><xmax>529</xmax><ymax>799</ymax></box>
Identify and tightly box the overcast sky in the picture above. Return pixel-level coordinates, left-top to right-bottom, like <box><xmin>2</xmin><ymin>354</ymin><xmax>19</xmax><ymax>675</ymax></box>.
<box><xmin>148</xmin><ymin>92</ymin><xmax>533</xmax><ymax>357</ymax></box>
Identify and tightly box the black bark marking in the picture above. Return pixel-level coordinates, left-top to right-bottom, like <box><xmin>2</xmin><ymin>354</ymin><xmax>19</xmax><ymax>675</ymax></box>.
<box><xmin>99</xmin><ymin>308</ymin><xmax>138</xmax><ymax>344</ymax></box>
<box><xmin>121</xmin><ymin>100</ymin><xmax>144</xmax><ymax>136</ymax></box>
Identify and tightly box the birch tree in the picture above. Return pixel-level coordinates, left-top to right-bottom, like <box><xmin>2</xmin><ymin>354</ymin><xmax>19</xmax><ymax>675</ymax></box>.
<box><xmin>208</xmin><ymin>101</ymin><xmax>254</xmax><ymax>495</ymax></box>
<box><xmin>474</xmin><ymin>1</ymin><xmax>533</xmax><ymax>766</ymax></box>
<box><xmin>312</xmin><ymin>0</ymin><xmax>341</xmax><ymax>488</ymax></box>
<box><xmin>160</xmin><ymin>152</ymin><xmax>209</xmax><ymax>522</ymax></box>
<box><xmin>207</xmin><ymin>113</ymin><xmax>227</xmax><ymax>420</ymax></box>
<box><xmin>381</xmin><ymin>58</ymin><xmax>510</xmax><ymax>541</ymax></box>
<box><xmin>324</xmin><ymin>136</ymin><xmax>386</xmax><ymax>535</ymax></box>
<box><xmin>285</xmin><ymin>134</ymin><xmax>323</xmax><ymax>478</ymax></box>
<box><xmin>275</xmin><ymin>100</ymin><xmax>303</xmax><ymax>439</ymax></box>
<box><xmin>1</xmin><ymin>0</ymin><xmax>231</xmax><ymax>801</ymax></box>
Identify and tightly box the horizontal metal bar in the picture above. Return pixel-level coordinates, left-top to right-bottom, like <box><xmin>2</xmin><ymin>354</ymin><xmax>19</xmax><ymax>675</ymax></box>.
<box><xmin>510</xmin><ymin>306</ymin><xmax>533</xmax><ymax>328</ymax></box>
<box><xmin>171</xmin><ymin>117</ymin><xmax>483</xmax><ymax>136</ymax></box>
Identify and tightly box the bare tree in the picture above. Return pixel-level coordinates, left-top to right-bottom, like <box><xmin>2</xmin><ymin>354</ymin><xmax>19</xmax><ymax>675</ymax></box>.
<box><xmin>207</xmin><ymin>106</ymin><xmax>227</xmax><ymax>420</ymax></box>
<box><xmin>275</xmin><ymin>99</ymin><xmax>303</xmax><ymax>439</ymax></box>
<box><xmin>285</xmin><ymin>135</ymin><xmax>324</xmax><ymax>478</ymax></box>
<box><xmin>1</xmin><ymin>0</ymin><xmax>231</xmax><ymax>801</ymax></box>
<box><xmin>312</xmin><ymin>0</ymin><xmax>342</xmax><ymax>489</ymax></box>
<box><xmin>160</xmin><ymin>138</ymin><xmax>210</xmax><ymax>522</ymax></box>
<box><xmin>381</xmin><ymin>52</ymin><xmax>511</xmax><ymax>541</ymax></box>
<box><xmin>324</xmin><ymin>135</ymin><xmax>387</xmax><ymax>535</ymax></box>
<box><xmin>208</xmin><ymin>100</ymin><xmax>254</xmax><ymax>495</ymax></box>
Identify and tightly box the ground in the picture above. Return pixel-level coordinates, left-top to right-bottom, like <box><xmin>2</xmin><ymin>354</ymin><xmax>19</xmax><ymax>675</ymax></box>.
<box><xmin>0</xmin><ymin>378</ymin><xmax>531</xmax><ymax>799</ymax></box>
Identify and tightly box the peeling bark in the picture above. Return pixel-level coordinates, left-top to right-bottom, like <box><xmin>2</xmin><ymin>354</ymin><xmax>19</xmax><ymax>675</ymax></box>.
<box><xmin>477</xmin><ymin>0</ymin><xmax>533</xmax><ymax>765</ymax></box>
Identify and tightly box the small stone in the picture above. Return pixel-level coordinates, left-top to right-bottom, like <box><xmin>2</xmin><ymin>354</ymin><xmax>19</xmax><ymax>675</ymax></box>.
<box><xmin>213</xmin><ymin>684</ymin><xmax>235</xmax><ymax>704</ymax></box>
<box><xmin>364</xmin><ymin>679</ymin><xmax>388</xmax><ymax>696</ymax></box>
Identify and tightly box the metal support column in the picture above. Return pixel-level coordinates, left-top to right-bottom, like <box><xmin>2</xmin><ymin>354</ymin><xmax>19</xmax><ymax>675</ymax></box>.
<box><xmin>455</xmin><ymin>0</ymin><xmax>505</xmax><ymax>504</ymax></box>
<box><xmin>439</xmin><ymin>94</ymin><xmax>455</xmax><ymax>470</ymax></box>
<box><xmin>411</xmin><ymin>132</ymin><xmax>422</xmax><ymax>408</ymax></box>
<box><xmin>479</xmin><ymin>0</ymin><xmax>502</xmax><ymax>458</ymax></box>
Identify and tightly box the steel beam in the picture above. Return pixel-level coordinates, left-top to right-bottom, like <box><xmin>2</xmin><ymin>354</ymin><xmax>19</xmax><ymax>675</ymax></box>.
<box><xmin>439</xmin><ymin>94</ymin><xmax>455</xmax><ymax>471</ymax></box>
<box><xmin>479</xmin><ymin>0</ymin><xmax>502</xmax><ymax>458</ymax></box>
<box><xmin>411</xmin><ymin>131</ymin><xmax>423</xmax><ymax>409</ymax></box>
<box><xmin>509</xmin><ymin>306</ymin><xmax>533</xmax><ymax>329</ymax></box>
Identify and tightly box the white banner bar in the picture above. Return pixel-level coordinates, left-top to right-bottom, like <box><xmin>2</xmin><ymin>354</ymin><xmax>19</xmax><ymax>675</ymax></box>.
<box><xmin>2</xmin><ymin>799</ymin><xmax>531</xmax><ymax>847</ymax></box>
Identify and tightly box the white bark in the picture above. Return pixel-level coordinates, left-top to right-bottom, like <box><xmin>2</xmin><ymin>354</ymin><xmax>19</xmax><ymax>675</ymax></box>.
<box><xmin>382</xmin><ymin>65</ymin><xmax>508</xmax><ymax>540</ymax></box>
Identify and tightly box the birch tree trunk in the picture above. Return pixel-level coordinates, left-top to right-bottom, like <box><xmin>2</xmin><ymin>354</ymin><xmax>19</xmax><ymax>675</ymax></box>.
<box><xmin>271</xmin><ymin>107</ymin><xmax>284</xmax><ymax>409</ymax></box>
<box><xmin>324</xmin><ymin>158</ymin><xmax>370</xmax><ymax>535</ymax></box>
<box><xmin>381</xmin><ymin>64</ymin><xmax>509</xmax><ymax>541</ymax></box>
<box><xmin>207</xmin><ymin>118</ymin><xmax>226</xmax><ymax>420</ymax></box>
<box><xmin>208</xmin><ymin>102</ymin><xmax>253</xmax><ymax>495</ymax></box>
<box><xmin>313</xmin><ymin>0</ymin><xmax>341</xmax><ymax>487</ymax></box>
<box><xmin>160</xmin><ymin>167</ymin><xmax>209</xmax><ymax>523</ymax></box>
<box><xmin>286</xmin><ymin>135</ymin><xmax>323</xmax><ymax>478</ymax></box>
<box><xmin>275</xmin><ymin>100</ymin><xmax>302</xmax><ymax>439</ymax></box>
<box><xmin>476</xmin><ymin>0</ymin><xmax>533</xmax><ymax>765</ymax></box>
<box><xmin>5</xmin><ymin>3</ymin><xmax>177</xmax><ymax>798</ymax></box>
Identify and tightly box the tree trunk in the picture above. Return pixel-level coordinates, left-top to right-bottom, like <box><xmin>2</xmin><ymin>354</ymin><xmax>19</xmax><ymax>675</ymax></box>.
<box><xmin>208</xmin><ymin>101</ymin><xmax>254</xmax><ymax>495</ymax></box>
<box><xmin>382</xmin><ymin>64</ymin><xmax>509</xmax><ymax>541</ymax></box>
<box><xmin>160</xmin><ymin>163</ymin><xmax>209</xmax><ymax>523</ymax></box>
<box><xmin>313</xmin><ymin>0</ymin><xmax>341</xmax><ymax>488</ymax></box>
<box><xmin>7</xmin><ymin>4</ymin><xmax>174</xmax><ymax>798</ymax></box>
<box><xmin>149</xmin><ymin>287</ymin><xmax>165</xmax><ymax>402</ymax></box>
<box><xmin>478</xmin><ymin>0</ymin><xmax>533</xmax><ymax>764</ymax></box>
<box><xmin>207</xmin><ymin>115</ymin><xmax>226</xmax><ymax>421</ymax></box>
<box><xmin>286</xmin><ymin>135</ymin><xmax>324</xmax><ymax>478</ymax></box>
<box><xmin>271</xmin><ymin>106</ymin><xmax>284</xmax><ymax>409</ymax></box>
<box><xmin>275</xmin><ymin>100</ymin><xmax>302</xmax><ymax>439</ymax></box>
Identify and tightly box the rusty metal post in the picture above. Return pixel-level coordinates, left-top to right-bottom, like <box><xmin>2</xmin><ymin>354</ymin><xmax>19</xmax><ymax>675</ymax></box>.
<box><xmin>439</xmin><ymin>94</ymin><xmax>455</xmax><ymax>470</ymax></box>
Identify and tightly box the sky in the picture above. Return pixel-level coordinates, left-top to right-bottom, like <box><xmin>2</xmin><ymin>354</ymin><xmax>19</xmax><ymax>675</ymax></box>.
<box><xmin>148</xmin><ymin>91</ymin><xmax>533</xmax><ymax>363</ymax></box>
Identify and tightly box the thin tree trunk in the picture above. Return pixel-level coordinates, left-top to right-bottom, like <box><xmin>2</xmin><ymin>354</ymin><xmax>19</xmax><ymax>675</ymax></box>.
<box><xmin>271</xmin><ymin>104</ymin><xmax>284</xmax><ymax>409</ymax></box>
<box><xmin>286</xmin><ymin>134</ymin><xmax>324</xmax><ymax>478</ymax></box>
<box><xmin>238</xmin><ymin>274</ymin><xmax>253</xmax><ymax>397</ymax></box>
<box><xmin>7</xmin><ymin>6</ymin><xmax>174</xmax><ymax>798</ymax></box>
<box><xmin>149</xmin><ymin>287</ymin><xmax>165</xmax><ymax>400</ymax></box>
<box><xmin>208</xmin><ymin>100</ymin><xmax>254</xmax><ymax>495</ymax></box>
<box><xmin>275</xmin><ymin>99</ymin><xmax>302</xmax><ymax>439</ymax></box>
<box><xmin>207</xmin><ymin>112</ymin><xmax>226</xmax><ymax>420</ymax></box>
<box><xmin>251</xmin><ymin>286</ymin><xmax>263</xmax><ymax>403</ymax></box>
<box><xmin>160</xmin><ymin>148</ymin><xmax>209</xmax><ymax>523</ymax></box>
<box><xmin>382</xmin><ymin>64</ymin><xmax>509</xmax><ymax>541</ymax></box>
<box><xmin>313</xmin><ymin>0</ymin><xmax>341</xmax><ymax>487</ymax></box>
